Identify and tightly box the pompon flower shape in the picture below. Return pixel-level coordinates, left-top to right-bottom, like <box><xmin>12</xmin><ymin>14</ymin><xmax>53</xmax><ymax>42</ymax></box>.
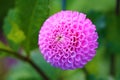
<box><xmin>38</xmin><ymin>11</ymin><xmax>98</xmax><ymax>70</ymax></box>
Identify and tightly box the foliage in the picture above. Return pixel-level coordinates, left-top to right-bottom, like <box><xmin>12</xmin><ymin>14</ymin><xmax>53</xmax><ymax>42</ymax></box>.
<box><xmin>3</xmin><ymin>0</ymin><xmax>49</xmax><ymax>53</ymax></box>
<box><xmin>6</xmin><ymin>49</ymin><xmax>61</xmax><ymax>80</ymax></box>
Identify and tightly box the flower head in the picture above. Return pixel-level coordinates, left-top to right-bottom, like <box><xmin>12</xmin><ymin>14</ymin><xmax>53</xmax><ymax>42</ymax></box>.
<box><xmin>38</xmin><ymin>11</ymin><xmax>98</xmax><ymax>70</ymax></box>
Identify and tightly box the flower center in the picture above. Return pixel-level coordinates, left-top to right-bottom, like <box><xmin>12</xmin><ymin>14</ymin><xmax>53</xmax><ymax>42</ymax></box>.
<box><xmin>56</xmin><ymin>36</ymin><xmax>62</xmax><ymax>41</ymax></box>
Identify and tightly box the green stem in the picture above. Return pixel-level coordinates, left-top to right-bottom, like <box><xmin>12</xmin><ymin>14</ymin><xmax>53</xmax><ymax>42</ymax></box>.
<box><xmin>0</xmin><ymin>48</ymin><xmax>49</xmax><ymax>80</ymax></box>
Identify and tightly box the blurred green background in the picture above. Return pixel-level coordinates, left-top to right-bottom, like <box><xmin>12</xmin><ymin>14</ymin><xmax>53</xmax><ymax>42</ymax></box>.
<box><xmin>0</xmin><ymin>0</ymin><xmax>120</xmax><ymax>80</ymax></box>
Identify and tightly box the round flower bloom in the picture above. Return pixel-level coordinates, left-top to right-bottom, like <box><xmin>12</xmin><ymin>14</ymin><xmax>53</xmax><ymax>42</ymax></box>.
<box><xmin>38</xmin><ymin>11</ymin><xmax>98</xmax><ymax>70</ymax></box>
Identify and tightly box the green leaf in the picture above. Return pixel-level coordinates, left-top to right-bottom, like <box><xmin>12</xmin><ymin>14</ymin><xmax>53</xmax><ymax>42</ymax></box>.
<box><xmin>3</xmin><ymin>10</ymin><xmax>25</xmax><ymax>51</ymax></box>
<box><xmin>4</xmin><ymin>10</ymin><xmax>26</xmax><ymax>44</ymax></box>
<box><xmin>3</xmin><ymin>0</ymin><xmax>49</xmax><ymax>53</ymax></box>
<box><xmin>15</xmin><ymin>0</ymin><xmax>49</xmax><ymax>53</ymax></box>
<box><xmin>7</xmin><ymin>24</ymin><xmax>26</xmax><ymax>44</ymax></box>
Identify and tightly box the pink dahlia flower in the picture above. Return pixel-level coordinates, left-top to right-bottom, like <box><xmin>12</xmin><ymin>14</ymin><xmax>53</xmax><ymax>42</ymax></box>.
<box><xmin>38</xmin><ymin>11</ymin><xmax>98</xmax><ymax>70</ymax></box>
